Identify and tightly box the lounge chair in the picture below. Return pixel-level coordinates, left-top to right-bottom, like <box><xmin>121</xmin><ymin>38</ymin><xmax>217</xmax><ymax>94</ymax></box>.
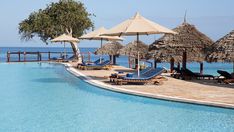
<box><xmin>223</xmin><ymin>79</ymin><xmax>234</xmax><ymax>84</ymax></box>
<box><xmin>82</xmin><ymin>60</ymin><xmax>111</xmax><ymax>70</ymax></box>
<box><xmin>77</xmin><ymin>58</ymin><xmax>104</xmax><ymax>68</ymax></box>
<box><xmin>217</xmin><ymin>70</ymin><xmax>233</xmax><ymax>79</ymax></box>
<box><xmin>181</xmin><ymin>68</ymin><xmax>214</xmax><ymax>80</ymax></box>
<box><xmin>92</xmin><ymin>58</ymin><xmax>105</xmax><ymax>65</ymax></box>
<box><xmin>109</xmin><ymin>67</ymin><xmax>153</xmax><ymax>82</ymax></box>
<box><xmin>171</xmin><ymin>67</ymin><xmax>182</xmax><ymax>79</ymax></box>
<box><xmin>217</xmin><ymin>70</ymin><xmax>234</xmax><ymax>84</ymax></box>
<box><xmin>115</xmin><ymin>67</ymin><xmax>166</xmax><ymax>85</ymax></box>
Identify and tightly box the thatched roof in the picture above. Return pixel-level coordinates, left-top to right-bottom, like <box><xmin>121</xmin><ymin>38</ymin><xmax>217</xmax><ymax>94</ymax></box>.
<box><xmin>207</xmin><ymin>30</ymin><xmax>234</xmax><ymax>62</ymax></box>
<box><xmin>95</xmin><ymin>41</ymin><xmax>123</xmax><ymax>55</ymax></box>
<box><xmin>119</xmin><ymin>40</ymin><xmax>148</xmax><ymax>59</ymax></box>
<box><xmin>148</xmin><ymin>22</ymin><xmax>214</xmax><ymax>63</ymax></box>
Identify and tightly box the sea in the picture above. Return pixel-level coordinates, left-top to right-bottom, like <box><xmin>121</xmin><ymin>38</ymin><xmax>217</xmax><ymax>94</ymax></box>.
<box><xmin>0</xmin><ymin>47</ymin><xmax>232</xmax><ymax>76</ymax></box>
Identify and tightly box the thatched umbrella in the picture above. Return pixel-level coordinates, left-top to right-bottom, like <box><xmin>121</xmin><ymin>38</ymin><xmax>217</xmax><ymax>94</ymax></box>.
<box><xmin>119</xmin><ymin>40</ymin><xmax>148</xmax><ymax>68</ymax></box>
<box><xmin>95</xmin><ymin>41</ymin><xmax>123</xmax><ymax>64</ymax></box>
<box><xmin>149</xmin><ymin>22</ymin><xmax>213</xmax><ymax>73</ymax></box>
<box><xmin>207</xmin><ymin>30</ymin><xmax>234</xmax><ymax>72</ymax></box>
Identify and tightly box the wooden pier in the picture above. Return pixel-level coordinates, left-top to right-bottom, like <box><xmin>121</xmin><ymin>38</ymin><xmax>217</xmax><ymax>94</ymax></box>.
<box><xmin>6</xmin><ymin>51</ymin><xmax>92</xmax><ymax>62</ymax></box>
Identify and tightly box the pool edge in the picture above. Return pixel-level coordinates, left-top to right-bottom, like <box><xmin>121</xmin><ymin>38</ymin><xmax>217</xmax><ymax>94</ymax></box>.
<box><xmin>64</xmin><ymin>63</ymin><xmax>234</xmax><ymax>109</ymax></box>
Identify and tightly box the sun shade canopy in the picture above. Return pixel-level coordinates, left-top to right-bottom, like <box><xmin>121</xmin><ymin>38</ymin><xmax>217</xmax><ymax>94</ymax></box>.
<box><xmin>51</xmin><ymin>34</ymin><xmax>79</xmax><ymax>43</ymax></box>
<box><xmin>102</xmin><ymin>12</ymin><xmax>176</xmax><ymax>36</ymax></box>
<box><xmin>79</xmin><ymin>27</ymin><xmax>123</xmax><ymax>41</ymax></box>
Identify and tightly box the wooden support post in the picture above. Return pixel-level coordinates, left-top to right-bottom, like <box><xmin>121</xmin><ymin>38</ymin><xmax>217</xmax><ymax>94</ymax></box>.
<box><xmin>81</xmin><ymin>53</ymin><xmax>84</xmax><ymax>62</ymax></box>
<box><xmin>232</xmin><ymin>62</ymin><xmax>234</xmax><ymax>73</ymax></box>
<box><xmin>37</xmin><ymin>52</ymin><xmax>40</xmax><ymax>61</ymax></box>
<box><xmin>135</xmin><ymin>58</ymin><xmax>138</xmax><ymax>69</ymax></box>
<box><xmin>18</xmin><ymin>51</ymin><xmax>21</xmax><ymax>62</ymax></box>
<box><xmin>200</xmin><ymin>62</ymin><xmax>204</xmax><ymax>75</ymax></box>
<box><xmin>182</xmin><ymin>51</ymin><xmax>187</xmax><ymax>69</ymax></box>
<box><xmin>128</xmin><ymin>56</ymin><xmax>131</xmax><ymax>68</ymax></box>
<box><xmin>154</xmin><ymin>59</ymin><xmax>157</xmax><ymax>69</ymax></box>
<box><xmin>109</xmin><ymin>55</ymin><xmax>112</xmax><ymax>64</ymax></box>
<box><xmin>24</xmin><ymin>52</ymin><xmax>26</xmax><ymax>62</ymax></box>
<box><xmin>39</xmin><ymin>53</ymin><xmax>42</xmax><ymax>61</ymax></box>
<box><xmin>88</xmin><ymin>52</ymin><xmax>91</xmax><ymax>63</ymax></box>
<box><xmin>7</xmin><ymin>51</ymin><xmax>10</xmax><ymax>62</ymax></box>
<box><xmin>113</xmin><ymin>55</ymin><xmax>116</xmax><ymax>65</ymax></box>
<box><xmin>60</xmin><ymin>52</ymin><xmax>63</xmax><ymax>58</ymax></box>
<box><xmin>177</xmin><ymin>62</ymin><xmax>180</xmax><ymax>69</ymax></box>
<box><xmin>48</xmin><ymin>52</ymin><xmax>51</xmax><ymax>60</ymax></box>
<box><xmin>170</xmin><ymin>58</ymin><xmax>175</xmax><ymax>73</ymax></box>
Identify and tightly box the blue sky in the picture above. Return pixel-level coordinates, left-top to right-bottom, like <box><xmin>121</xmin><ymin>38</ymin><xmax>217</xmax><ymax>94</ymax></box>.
<box><xmin>0</xmin><ymin>0</ymin><xmax>234</xmax><ymax>47</ymax></box>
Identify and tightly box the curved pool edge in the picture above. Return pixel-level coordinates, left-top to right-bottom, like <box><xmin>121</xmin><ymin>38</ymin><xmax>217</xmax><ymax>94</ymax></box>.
<box><xmin>64</xmin><ymin>63</ymin><xmax>234</xmax><ymax>109</ymax></box>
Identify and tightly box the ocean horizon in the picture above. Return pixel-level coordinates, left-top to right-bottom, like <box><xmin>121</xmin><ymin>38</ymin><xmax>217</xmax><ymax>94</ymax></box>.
<box><xmin>0</xmin><ymin>47</ymin><xmax>232</xmax><ymax>76</ymax></box>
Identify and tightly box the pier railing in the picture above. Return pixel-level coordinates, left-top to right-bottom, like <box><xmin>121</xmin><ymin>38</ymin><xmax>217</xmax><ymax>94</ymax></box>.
<box><xmin>6</xmin><ymin>51</ymin><xmax>92</xmax><ymax>62</ymax></box>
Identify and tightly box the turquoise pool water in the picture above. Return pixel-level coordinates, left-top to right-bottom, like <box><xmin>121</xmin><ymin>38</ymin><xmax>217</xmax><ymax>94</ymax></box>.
<box><xmin>0</xmin><ymin>63</ymin><xmax>233</xmax><ymax>132</ymax></box>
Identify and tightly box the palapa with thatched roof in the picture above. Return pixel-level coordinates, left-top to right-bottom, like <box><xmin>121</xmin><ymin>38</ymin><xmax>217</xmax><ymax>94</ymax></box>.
<box><xmin>148</xmin><ymin>22</ymin><xmax>213</xmax><ymax>72</ymax></box>
<box><xmin>207</xmin><ymin>30</ymin><xmax>234</xmax><ymax>63</ymax></box>
<box><xmin>94</xmin><ymin>41</ymin><xmax>123</xmax><ymax>64</ymax></box>
<box><xmin>119</xmin><ymin>40</ymin><xmax>148</xmax><ymax>59</ymax></box>
<box><xmin>95</xmin><ymin>41</ymin><xmax>123</xmax><ymax>55</ymax></box>
<box><xmin>149</xmin><ymin>22</ymin><xmax>213</xmax><ymax>63</ymax></box>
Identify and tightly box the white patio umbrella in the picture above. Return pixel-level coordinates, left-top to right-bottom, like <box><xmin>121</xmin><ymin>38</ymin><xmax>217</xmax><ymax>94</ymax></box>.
<box><xmin>51</xmin><ymin>34</ymin><xmax>79</xmax><ymax>59</ymax></box>
<box><xmin>79</xmin><ymin>27</ymin><xmax>123</xmax><ymax>47</ymax></box>
<box><xmin>102</xmin><ymin>12</ymin><xmax>176</xmax><ymax>77</ymax></box>
<box><xmin>79</xmin><ymin>27</ymin><xmax>123</xmax><ymax>62</ymax></box>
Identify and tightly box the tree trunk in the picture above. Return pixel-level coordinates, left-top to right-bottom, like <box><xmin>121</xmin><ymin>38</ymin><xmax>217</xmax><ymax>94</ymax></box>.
<box><xmin>66</xmin><ymin>28</ymin><xmax>82</xmax><ymax>63</ymax></box>
<box><xmin>70</xmin><ymin>41</ymin><xmax>82</xmax><ymax>63</ymax></box>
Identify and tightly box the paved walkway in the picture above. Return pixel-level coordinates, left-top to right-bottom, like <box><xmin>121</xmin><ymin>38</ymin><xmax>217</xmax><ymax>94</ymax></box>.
<box><xmin>67</xmin><ymin>64</ymin><xmax>234</xmax><ymax>108</ymax></box>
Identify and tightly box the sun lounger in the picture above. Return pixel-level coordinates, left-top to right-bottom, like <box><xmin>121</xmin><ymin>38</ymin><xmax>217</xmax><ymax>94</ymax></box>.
<box><xmin>109</xmin><ymin>67</ymin><xmax>153</xmax><ymax>82</ymax></box>
<box><xmin>217</xmin><ymin>70</ymin><xmax>233</xmax><ymax>79</ymax></box>
<box><xmin>223</xmin><ymin>79</ymin><xmax>234</xmax><ymax>84</ymax></box>
<box><xmin>92</xmin><ymin>58</ymin><xmax>105</xmax><ymax>65</ymax></box>
<box><xmin>181</xmin><ymin>68</ymin><xmax>214</xmax><ymax>80</ymax></box>
<box><xmin>115</xmin><ymin>67</ymin><xmax>166</xmax><ymax>85</ymax></box>
<box><xmin>171</xmin><ymin>67</ymin><xmax>182</xmax><ymax>79</ymax></box>
<box><xmin>217</xmin><ymin>70</ymin><xmax>234</xmax><ymax>84</ymax></box>
<box><xmin>82</xmin><ymin>60</ymin><xmax>111</xmax><ymax>70</ymax></box>
<box><xmin>77</xmin><ymin>58</ymin><xmax>104</xmax><ymax>68</ymax></box>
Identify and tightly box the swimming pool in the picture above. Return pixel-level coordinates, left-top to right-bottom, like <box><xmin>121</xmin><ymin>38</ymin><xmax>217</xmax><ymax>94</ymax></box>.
<box><xmin>0</xmin><ymin>63</ymin><xmax>233</xmax><ymax>132</ymax></box>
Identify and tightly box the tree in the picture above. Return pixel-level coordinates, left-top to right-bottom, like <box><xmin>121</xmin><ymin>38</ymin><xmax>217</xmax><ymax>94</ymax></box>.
<box><xmin>18</xmin><ymin>0</ymin><xmax>94</xmax><ymax>60</ymax></box>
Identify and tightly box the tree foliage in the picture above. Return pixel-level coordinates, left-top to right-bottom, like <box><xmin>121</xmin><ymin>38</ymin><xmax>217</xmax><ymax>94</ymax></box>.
<box><xmin>19</xmin><ymin>0</ymin><xmax>94</xmax><ymax>44</ymax></box>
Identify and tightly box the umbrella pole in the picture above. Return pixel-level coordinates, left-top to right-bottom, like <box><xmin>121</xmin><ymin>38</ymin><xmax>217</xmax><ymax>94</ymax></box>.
<box><xmin>112</xmin><ymin>55</ymin><xmax>114</xmax><ymax>65</ymax></box>
<box><xmin>100</xmin><ymin>39</ymin><xmax>103</xmax><ymax>63</ymax></box>
<box><xmin>64</xmin><ymin>42</ymin><xmax>66</xmax><ymax>59</ymax></box>
<box><xmin>128</xmin><ymin>55</ymin><xmax>131</xmax><ymax>68</ymax></box>
<box><xmin>137</xmin><ymin>33</ymin><xmax>140</xmax><ymax>77</ymax></box>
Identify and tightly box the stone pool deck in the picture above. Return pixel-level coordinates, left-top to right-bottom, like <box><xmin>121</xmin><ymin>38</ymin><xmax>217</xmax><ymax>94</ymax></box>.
<box><xmin>66</xmin><ymin>63</ymin><xmax>234</xmax><ymax>109</ymax></box>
